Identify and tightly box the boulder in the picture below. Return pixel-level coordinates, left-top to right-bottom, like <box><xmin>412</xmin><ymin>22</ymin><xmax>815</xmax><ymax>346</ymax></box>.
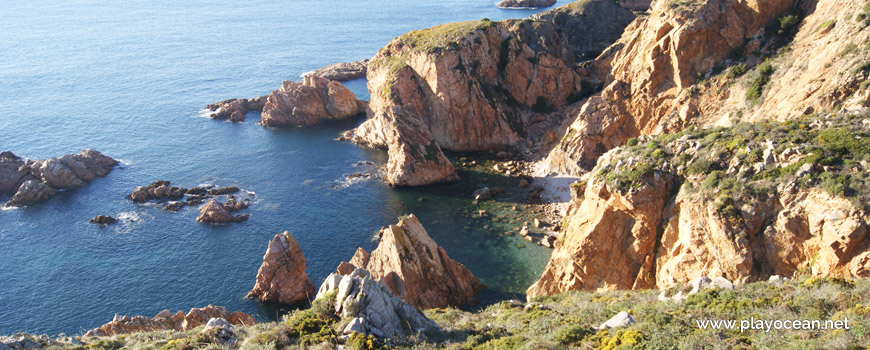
<box><xmin>208</xmin><ymin>186</ymin><xmax>239</xmax><ymax>195</ymax></box>
<box><xmin>314</xmin><ymin>268</ymin><xmax>441</xmax><ymax>338</ymax></box>
<box><xmin>202</xmin><ymin>318</ymin><xmax>237</xmax><ymax>344</ymax></box>
<box><xmin>472</xmin><ymin>187</ymin><xmax>494</xmax><ymax>201</ymax></box>
<box><xmin>357</xmin><ymin>214</ymin><xmax>484</xmax><ymax>309</ymax></box>
<box><xmin>599</xmin><ymin>311</ymin><xmax>635</xmax><ymax>330</ymax></box>
<box><xmin>196</xmin><ymin>199</ymin><xmax>249</xmax><ymax>224</ymax></box>
<box><xmin>248</xmin><ymin>231</ymin><xmax>315</xmax><ymax>304</ymax></box>
<box><xmin>84</xmin><ymin>305</ymin><xmax>255</xmax><ymax>337</ymax></box>
<box><xmin>310</xmin><ymin>59</ymin><xmax>369</xmax><ymax>81</ymax></box>
<box><xmin>260</xmin><ymin>75</ymin><xmax>362</xmax><ymax>127</ymax></box>
<box><xmin>497</xmin><ymin>0</ymin><xmax>556</xmax><ymax>8</ymax></box>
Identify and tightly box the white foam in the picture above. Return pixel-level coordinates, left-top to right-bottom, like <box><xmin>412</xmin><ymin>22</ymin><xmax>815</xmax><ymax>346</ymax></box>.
<box><xmin>0</xmin><ymin>205</ymin><xmax>20</xmax><ymax>211</ymax></box>
<box><xmin>116</xmin><ymin>158</ymin><xmax>132</xmax><ymax>166</ymax></box>
<box><xmin>299</xmin><ymin>71</ymin><xmax>315</xmax><ymax>78</ymax></box>
<box><xmin>196</xmin><ymin>108</ymin><xmax>217</xmax><ymax>118</ymax></box>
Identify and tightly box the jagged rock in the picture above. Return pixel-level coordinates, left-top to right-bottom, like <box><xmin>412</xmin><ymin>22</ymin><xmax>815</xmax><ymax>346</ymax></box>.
<box><xmin>128</xmin><ymin>180</ymin><xmax>183</xmax><ymax>202</ymax></box>
<box><xmin>90</xmin><ymin>215</ymin><xmax>118</xmax><ymax>225</ymax></box>
<box><xmin>205</xmin><ymin>97</ymin><xmax>268</xmax><ymax>123</ymax></box>
<box><xmin>310</xmin><ymin>59</ymin><xmax>369</xmax><ymax>81</ymax></box>
<box><xmin>223</xmin><ymin>196</ymin><xmax>249</xmax><ymax>212</ymax></box>
<box><xmin>2</xmin><ymin>150</ymin><xmax>118</xmax><ymax>207</ymax></box>
<box><xmin>248</xmin><ymin>231</ymin><xmax>315</xmax><ymax>304</ymax></box>
<box><xmin>353</xmin><ymin>106</ymin><xmax>458</xmax><ymax>186</ymax></box>
<box><xmin>544</xmin><ymin>0</ymin><xmax>796</xmax><ymax>174</ymax></box>
<box><xmin>84</xmin><ymin>305</ymin><xmax>255</xmax><ymax>337</ymax></box>
<box><xmin>0</xmin><ymin>151</ymin><xmax>27</xmax><ymax>196</ymax></box>
<box><xmin>314</xmin><ymin>268</ymin><xmax>441</xmax><ymax>338</ymax></box>
<box><xmin>530</xmin><ymin>149</ymin><xmax>870</xmax><ymax>298</ymax></box>
<box><xmin>260</xmin><ymin>75</ymin><xmax>362</xmax><ymax>127</ymax></box>
<box><xmin>7</xmin><ymin>180</ymin><xmax>57</xmax><ymax>207</ymax></box>
<box><xmin>496</xmin><ymin>0</ymin><xmax>556</xmax><ymax>9</ymax></box>
<box><xmin>162</xmin><ymin>201</ymin><xmax>186</xmax><ymax>212</ymax></box>
<box><xmin>352</xmin><ymin>214</ymin><xmax>484</xmax><ymax>309</ymax></box>
<box><xmin>599</xmin><ymin>311</ymin><xmax>635</xmax><ymax>330</ymax></box>
<box><xmin>196</xmin><ymin>199</ymin><xmax>248</xmax><ymax>223</ymax></box>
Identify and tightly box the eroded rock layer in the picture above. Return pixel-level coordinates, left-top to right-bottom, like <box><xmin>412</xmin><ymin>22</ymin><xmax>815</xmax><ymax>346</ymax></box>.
<box><xmin>248</xmin><ymin>231</ymin><xmax>315</xmax><ymax>305</ymax></box>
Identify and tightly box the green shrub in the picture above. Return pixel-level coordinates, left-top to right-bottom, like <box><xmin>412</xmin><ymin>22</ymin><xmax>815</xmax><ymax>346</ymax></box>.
<box><xmin>284</xmin><ymin>309</ymin><xmax>337</xmax><ymax>345</ymax></box>
<box><xmin>727</xmin><ymin>63</ymin><xmax>748</xmax><ymax>78</ymax></box>
<box><xmin>777</xmin><ymin>15</ymin><xmax>801</xmax><ymax>35</ymax></box>
<box><xmin>555</xmin><ymin>325</ymin><xmax>593</xmax><ymax>344</ymax></box>
<box><xmin>626</xmin><ymin>137</ymin><xmax>639</xmax><ymax>147</ymax></box>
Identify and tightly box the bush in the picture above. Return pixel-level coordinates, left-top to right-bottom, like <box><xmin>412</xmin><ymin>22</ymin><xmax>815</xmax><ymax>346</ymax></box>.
<box><xmin>727</xmin><ymin>63</ymin><xmax>748</xmax><ymax>78</ymax></box>
<box><xmin>555</xmin><ymin>325</ymin><xmax>593</xmax><ymax>344</ymax></box>
<box><xmin>777</xmin><ymin>15</ymin><xmax>801</xmax><ymax>35</ymax></box>
<box><xmin>284</xmin><ymin>309</ymin><xmax>337</xmax><ymax>345</ymax></box>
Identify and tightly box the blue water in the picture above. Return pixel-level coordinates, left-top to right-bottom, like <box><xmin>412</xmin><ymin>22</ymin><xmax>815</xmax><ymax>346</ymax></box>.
<box><xmin>0</xmin><ymin>0</ymin><xmax>555</xmax><ymax>335</ymax></box>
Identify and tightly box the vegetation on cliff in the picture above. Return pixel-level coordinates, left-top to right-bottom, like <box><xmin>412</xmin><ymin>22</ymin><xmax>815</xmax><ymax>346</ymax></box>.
<box><xmin>15</xmin><ymin>277</ymin><xmax>870</xmax><ymax>349</ymax></box>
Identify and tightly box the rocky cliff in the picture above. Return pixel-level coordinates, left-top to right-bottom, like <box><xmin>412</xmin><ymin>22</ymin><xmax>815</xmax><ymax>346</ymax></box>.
<box><xmin>543</xmin><ymin>0</ymin><xmax>799</xmax><ymax>174</ymax></box>
<box><xmin>0</xmin><ymin>149</ymin><xmax>118</xmax><ymax>207</ymax></box>
<box><xmin>529</xmin><ymin>114</ymin><xmax>870</xmax><ymax>297</ymax></box>
<box><xmin>353</xmin><ymin>1</ymin><xmax>641</xmax><ymax>185</ymax></box>
<box><xmin>335</xmin><ymin>214</ymin><xmax>484</xmax><ymax>309</ymax></box>
<box><xmin>248</xmin><ymin>231</ymin><xmax>315</xmax><ymax>305</ymax></box>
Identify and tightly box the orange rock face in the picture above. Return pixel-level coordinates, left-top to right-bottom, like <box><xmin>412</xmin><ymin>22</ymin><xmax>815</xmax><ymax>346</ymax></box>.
<box><xmin>338</xmin><ymin>214</ymin><xmax>485</xmax><ymax>309</ymax></box>
<box><xmin>248</xmin><ymin>231</ymin><xmax>315</xmax><ymax>305</ymax></box>
<box><xmin>528</xmin><ymin>172</ymin><xmax>870</xmax><ymax>299</ymax></box>
<box><xmin>544</xmin><ymin>0</ymin><xmax>796</xmax><ymax>174</ymax></box>
<box><xmin>260</xmin><ymin>75</ymin><xmax>362</xmax><ymax>127</ymax></box>
<box><xmin>84</xmin><ymin>305</ymin><xmax>256</xmax><ymax>337</ymax></box>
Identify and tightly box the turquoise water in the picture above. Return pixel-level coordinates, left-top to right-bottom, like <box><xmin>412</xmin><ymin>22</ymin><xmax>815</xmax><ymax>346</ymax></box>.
<box><xmin>0</xmin><ymin>0</ymin><xmax>554</xmax><ymax>335</ymax></box>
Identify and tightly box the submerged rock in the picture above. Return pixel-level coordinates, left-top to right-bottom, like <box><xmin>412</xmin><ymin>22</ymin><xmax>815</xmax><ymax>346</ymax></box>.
<box><xmin>248</xmin><ymin>231</ymin><xmax>315</xmax><ymax>304</ymax></box>
<box><xmin>84</xmin><ymin>305</ymin><xmax>256</xmax><ymax>337</ymax></box>
<box><xmin>315</xmin><ymin>268</ymin><xmax>441</xmax><ymax>338</ymax></box>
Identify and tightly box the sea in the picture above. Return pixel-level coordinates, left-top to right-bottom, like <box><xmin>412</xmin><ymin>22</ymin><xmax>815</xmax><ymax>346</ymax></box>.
<box><xmin>0</xmin><ymin>0</ymin><xmax>556</xmax><ymax>335</ymax></box>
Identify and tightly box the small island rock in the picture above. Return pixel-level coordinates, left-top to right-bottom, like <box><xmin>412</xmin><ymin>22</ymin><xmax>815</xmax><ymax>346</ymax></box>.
<box><xmin>248</xmin><ymin>231</ymin><xmax>315</xmax><ymax>304</ymax></box>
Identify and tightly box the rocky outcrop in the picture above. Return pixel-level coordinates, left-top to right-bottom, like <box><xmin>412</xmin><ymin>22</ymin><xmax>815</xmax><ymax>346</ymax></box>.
<box><xmin>196</xmin><ymin>199</ymin><xmax>249</xmax><ymax>223</ymax></box>
<box><xmin>205</xmin><ymin>96</ymin><xmax>267</xmax><ymax>123</ymax></box>
<box><xmin>310</xmin><ymin>59</ymin><xmax>369</xmax><ymax>81</ymax></box>
<box><xmin>315</xmin><ymin>268</ymin><xmax>440</xmax><ymax>338</ymax></box>
<box><xmin>497</xmin><ymin>0</ymin><xmax>556</xmax><ymax>9</ymax></box>
<box><xmin>248</xmin><ymin>231</ymin><xmax>315</xmax><ymax>305</ymax></box>
<box><xmin>337</xmin><ymin>214</ymin><xmax>484</xmax><ymax>309</ymax></box>
<box><xmin>544</xmin><ymin>0</ymin><xmax>797</xmax><ymax>174</ymax></box>
<box><xmin>1</xmin><ymin>149</ymin><xmax>118</xmax><ymax>207</ymax></box>
<box><xmin>260</xmin><ymin>75</ymin><xmax>363</xmax><ymax>127</ymax></box>
<box><xmin>84</xmin><ymin>305</ymin><xmax>256</xmax><ymax>337</ymax></box>
<box><xmin>529</xmin><ymin>117</ymin><xmax>870</xmax><ymax>298</ymax></box>
<box><xmin>353</xmin><ymin>106</ymin><xmax>458</xmax><ymax>186</ymax></box>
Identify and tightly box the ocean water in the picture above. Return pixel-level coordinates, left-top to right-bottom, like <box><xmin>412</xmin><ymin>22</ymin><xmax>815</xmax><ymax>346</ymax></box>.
<box><xmin>0</xmin><ymin>0</ymin><xmax>555</xmax><ymax>335</ymax></box>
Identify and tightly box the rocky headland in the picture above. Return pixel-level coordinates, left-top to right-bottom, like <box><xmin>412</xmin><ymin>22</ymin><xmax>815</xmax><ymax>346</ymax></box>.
<box><xmin>260</xmin><ymin>75</ymin><xmax>366</xmax><ymax>127</ymax></box>
<box><xmin>0</xmin><ymin>149</ymin><xmax>119</xmax><ymax>207</ymax></box>
<box><xmin>349</xmin><ymin>0</ymin><xmax>641</xmax><ymax>186</ymax></box>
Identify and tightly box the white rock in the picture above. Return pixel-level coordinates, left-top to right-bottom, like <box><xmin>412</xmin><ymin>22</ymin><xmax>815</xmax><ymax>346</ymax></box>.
<box><xmin>203</xmin><ymin>318</ymin><xmax>233</xmax><ymax>332</ymax></box>
<box><xmin>599</xmin><ymin>311</ymin><xmax>635</xmax><ymax>329</ymax></box>
<box><xmin>688</xmin><ymin>276</ymin><xmax>712</xmax><ymax>295</ymax></box>
<box><xmin>711</xmin><ymin>276</ymin><xmax>734</xmax><ymax>290</ymax></box>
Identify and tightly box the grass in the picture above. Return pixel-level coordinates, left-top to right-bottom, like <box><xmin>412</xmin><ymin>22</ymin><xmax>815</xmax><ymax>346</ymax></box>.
<box><xmin>24</xmin><ymin>276</ymin><xmax>870</xmax><ymax>349</ymax></box>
